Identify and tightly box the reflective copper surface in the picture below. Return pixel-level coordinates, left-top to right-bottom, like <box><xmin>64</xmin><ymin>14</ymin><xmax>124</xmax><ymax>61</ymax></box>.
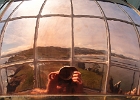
<box><xmin>0</xmin><ymin>0</ymin><xmax>140</xmax><ymax>97</ymax></box>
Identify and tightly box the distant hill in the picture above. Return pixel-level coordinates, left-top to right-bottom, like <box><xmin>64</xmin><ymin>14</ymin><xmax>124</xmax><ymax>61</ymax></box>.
<box><xmin>4</xmin><ymin>46</ymin><xmax>105</xmax><ymax>63</ymax></box>
<box><xmin>2</xmin><ymin>46</ymin><xmax>136</xmax><ymax>64</ymax></box>
<box><xmin>74</xmin><ymin>47</ymin><xmax>106</xmax><ymax>55</ymax></box>
<box><xmin>7</xmin><ymin>64</ymin><xmax>34</xmax><ymax>93</ymax></box>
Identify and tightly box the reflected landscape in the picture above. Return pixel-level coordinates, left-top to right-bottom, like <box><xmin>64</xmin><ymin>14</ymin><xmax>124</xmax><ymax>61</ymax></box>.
<box><xmin>0</xmin><ymin>46</ymin><xmax>107</xmax><ymax>94</ymax></box>
<box><xmin>0</xmin><ymin>63</ymin><xmax>34</xmax><ymax>94</ymax></box>
<box><xmin>1</xmin><ymin>45</ymin><xmax>139</xmax><ymax>95</ymax></box>
<box><xmin>0</xmin><ymin>0</ymin><xmax>140</xmax><ymax>98</ymax></box>
<box><xmin>109</xmin><ymin>21</ymin><xmax>140</xmax><ymax>60</ymax></box>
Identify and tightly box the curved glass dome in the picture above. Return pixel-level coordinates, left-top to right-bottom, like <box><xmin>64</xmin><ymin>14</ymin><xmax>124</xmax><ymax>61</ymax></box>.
<box><xmin>0</xmin><ymin>0</ymin><xmax>140</xmax><ymax>97</ymax></box>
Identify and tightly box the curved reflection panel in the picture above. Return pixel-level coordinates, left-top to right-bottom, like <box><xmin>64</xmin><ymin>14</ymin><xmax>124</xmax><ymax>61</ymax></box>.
<box><xmin>120</xmin><ymin>5</ymin><xmax>140</xmax><ymax>25</ymax></box>
<box><xmin>37</xmin><ymin>17</ymin><xmax>71</xmax><ymax>60</ymax></box>
<box><xmin>42</xmin><ymin>0</ymin><xmax>71</xmax><ymax>15</ymax></box>
<box><xmin>98</xmin><ymin>1</ymin><xmax>130</xmax><ymax>22</ymax></box>
<box><xmin>1</xmin><ymin>18</ymin><xmax>36</xmax><ymax>63</ymax></box>
<box><xmin>11</xmin><ymin>0</ymin><xmax>44</xmax><ymax>18</ymax></box>
<box><xmin>75</xmin><ymin>62</ymin><xmax>107</xmax><ymax>94</ymax></box>
<box><xmin>109</xmin><ymin>20</ymin><xmax>140</xmax><ymax>95</ymax></box>
<box><xmin>73</xmin><ymin>0</ymin><xmax>102</xmax><ymax>16</ymax></box>
<box><xmin>109</xmin><ymin>21</ymin><xmax>140</xmax><ymax>60</ymax></box>
<box><xmin>74</xmin><ymin>18</ymin><xmax>107</xmax><ymax>62</ymax></box>
<box><xmin>109</xmin><ymin>66</ymin><xmax>139</xmax><ymax>95</ymax></box>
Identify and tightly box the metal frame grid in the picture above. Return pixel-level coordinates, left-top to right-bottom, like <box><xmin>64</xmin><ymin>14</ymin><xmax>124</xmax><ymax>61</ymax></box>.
<box><xmin>0</xmin><ymin>0</ymin><xmax>140</xmax><ymax>95</ymax></box>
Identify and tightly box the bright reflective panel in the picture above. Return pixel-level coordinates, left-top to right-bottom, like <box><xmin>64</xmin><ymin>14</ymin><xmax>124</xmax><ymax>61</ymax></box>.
<box><xmin>74</xmin><ymin>18</ymin><xmax>107</xmax><ymax>62</ymax></box>
<box><xmin>76</xmin><ymin>62</ymin><xmax>107</xmax><ymax>94</ymax></box>
<box><xmin>73</xmin><ymin>0</ymin><xmax>102</xmax><ymax>16</ymax></box>
<box><xmin>1</xmin><ymin>1</ymin><xmax>21</xmax><ymax>20</ymax></box>
<box><xmin>11</xmin><ymin>0</ymin><xmax>44</xmax><ymax>18</ymax></box>
<box><xmin>98</xmin><ymin>1</ymin><xmax>130</xmax><ymax>22</ymax></box>
<box><xmin>37</xmin><ymin>17</ymin><xmax>71</xmax><ymax>60</ymax></box>
<box><xmin>0</xmin><ymin>0</ymin><xmax>140</xmax><ymax>96</ymax></box>
<box><xmin>109</xmin><ymin>66</ymin><xmax>139</xmax><ymax>95</ymax></box>
<box><xmin>109</xmin><ymin>21</ymin><xmax>140</xmax><ymax>60</ymax></box>
<box><xmin>109</xmin><ymin>20</ymin><xmax>140</xmax><ymax>95</ymax></box>
<box><xmin>1</xmin><ymin>19</ymin><xmax>36</xmax><ymax>63</ymax></box>
<box><xmin>120</xmin><ymin>5</ymin><xmax>140</xmax><ymax>25</ymax></box>
<box><xmin>42</xmin><ymin>0</ymin><xmax>71</xmax><ymax>15</ymax></box>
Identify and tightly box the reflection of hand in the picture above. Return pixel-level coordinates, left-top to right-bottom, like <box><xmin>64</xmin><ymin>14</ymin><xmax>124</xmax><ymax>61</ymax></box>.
<box><xmin>72</xmin><ymin>71</ymin><xmax>83</xmax><ymax>93</ymax></box>
<box><xmin>30</xmin><ymin>71</ymin><xmax>59</xmax><ymax>94</ymax></box>
<box><xmin>47</xmin><ymin>71</ymin><xmax>59</xmax><ymax>94</ymax></box>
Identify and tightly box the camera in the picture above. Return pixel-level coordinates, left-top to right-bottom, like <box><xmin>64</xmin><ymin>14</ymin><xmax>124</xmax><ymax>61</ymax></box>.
<box><xmin>58</xmin><ymin>66</ymin><xmax>78</xmax><ymax>80</ymax></box>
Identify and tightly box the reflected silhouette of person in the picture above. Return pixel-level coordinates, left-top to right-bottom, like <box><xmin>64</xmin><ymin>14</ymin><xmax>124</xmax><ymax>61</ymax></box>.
<box><xmin>109</xmin><ymin>77</ymin><xmax>114</xmax><ymax>93</ymax></box>
<box><xmin>31</xmin><ymin>70</ymin><xmax>83</xmax><ymax>94</ymax></box>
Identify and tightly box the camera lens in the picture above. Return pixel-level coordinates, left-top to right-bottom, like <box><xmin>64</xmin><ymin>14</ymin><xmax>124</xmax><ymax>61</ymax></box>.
<box><xmin>59</xmin><ymin>66</ymin><xmax>78</xmax><ymax>80</ymax></box>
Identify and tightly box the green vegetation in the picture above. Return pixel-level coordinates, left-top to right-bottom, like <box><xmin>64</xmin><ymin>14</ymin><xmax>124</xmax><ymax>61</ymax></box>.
<box><xmin>39</xmin><ymin>62</ymin><xmax>70</xmax><ymax>88</ymax></box>
<box><xmin>7</xmin><ymin>64</ymin><xmax>34</xmax><ymax>93</ymax></box>
<box><xmin>77</xmin><ymin>67</ymin><xmax>102</xmax><ymax>90</ymax></box>
<box><xmin>16</xmin><ymin>65</ymin><xmax>34</xmax><ymax>92</ymax></box>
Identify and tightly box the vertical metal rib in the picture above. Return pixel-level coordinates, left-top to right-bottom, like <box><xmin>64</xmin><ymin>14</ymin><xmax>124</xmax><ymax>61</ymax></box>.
<box><xmin>138</xmin><ymin>69</ymin><xmax>140</xmax><ymax>95</ymax></box>
<box><xmin>117</xmin><ymin>4</ymin><xmax>140</xmax><ymax>95</ymax></box>
<box><xmin>130</xmin><ymin>71</ymin><xmax>135</xmax><ymax>95</ymax></box>
<box><xmin>100</xmin><ymin>63</ymin><xmax>105</xmax><ymax>92</ymax></box>
<box><xmin>94</xmin><ymin>0</ymin><xmax>111</xmax><ymax>94</ymax></box>
<box><xmin>70</xmin><ymin>0</ymin><xmax>74</xmax><ymax>66</ymax></box>
<box><xmin>33</xmin><ymin>0</ymin><xmax>47</xmax><ymax>88</ymax></box>
<box><xmin>5</xmin><ymin>67</ymin><xmax>9</xmax><ymax>94</ymax></box>
<box><xmin>0</xmin><ymin>69</ymin><xmax>4</xmax><ymax>94</ymax></box>
<box><xmin>0</xmin><ymin>1</ymin><xmax>23</xmax><ymax>94</ymax></box>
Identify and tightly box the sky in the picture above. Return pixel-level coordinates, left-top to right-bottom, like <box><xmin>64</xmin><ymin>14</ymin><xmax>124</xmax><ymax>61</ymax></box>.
<box><xmin>1</xmin><ymin>0</ymin><xmax>140</xmax><ymax>60</ymax></box>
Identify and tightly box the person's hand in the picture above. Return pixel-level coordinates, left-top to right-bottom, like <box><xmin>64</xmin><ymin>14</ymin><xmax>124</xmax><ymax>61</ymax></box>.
<box><xmin>46</xmin><ymin>71</ymin><xmax>59</xmax><ymax>94</ymax></box>
<box><xmin>30</xmin><ymin>71</ymin><xmax>59</xmax><ymax>94</ymax></box>
<box><xmin>72</xmin><ymin>71</ymin><xmax>83</xmax><ymax>94</ymax></box>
